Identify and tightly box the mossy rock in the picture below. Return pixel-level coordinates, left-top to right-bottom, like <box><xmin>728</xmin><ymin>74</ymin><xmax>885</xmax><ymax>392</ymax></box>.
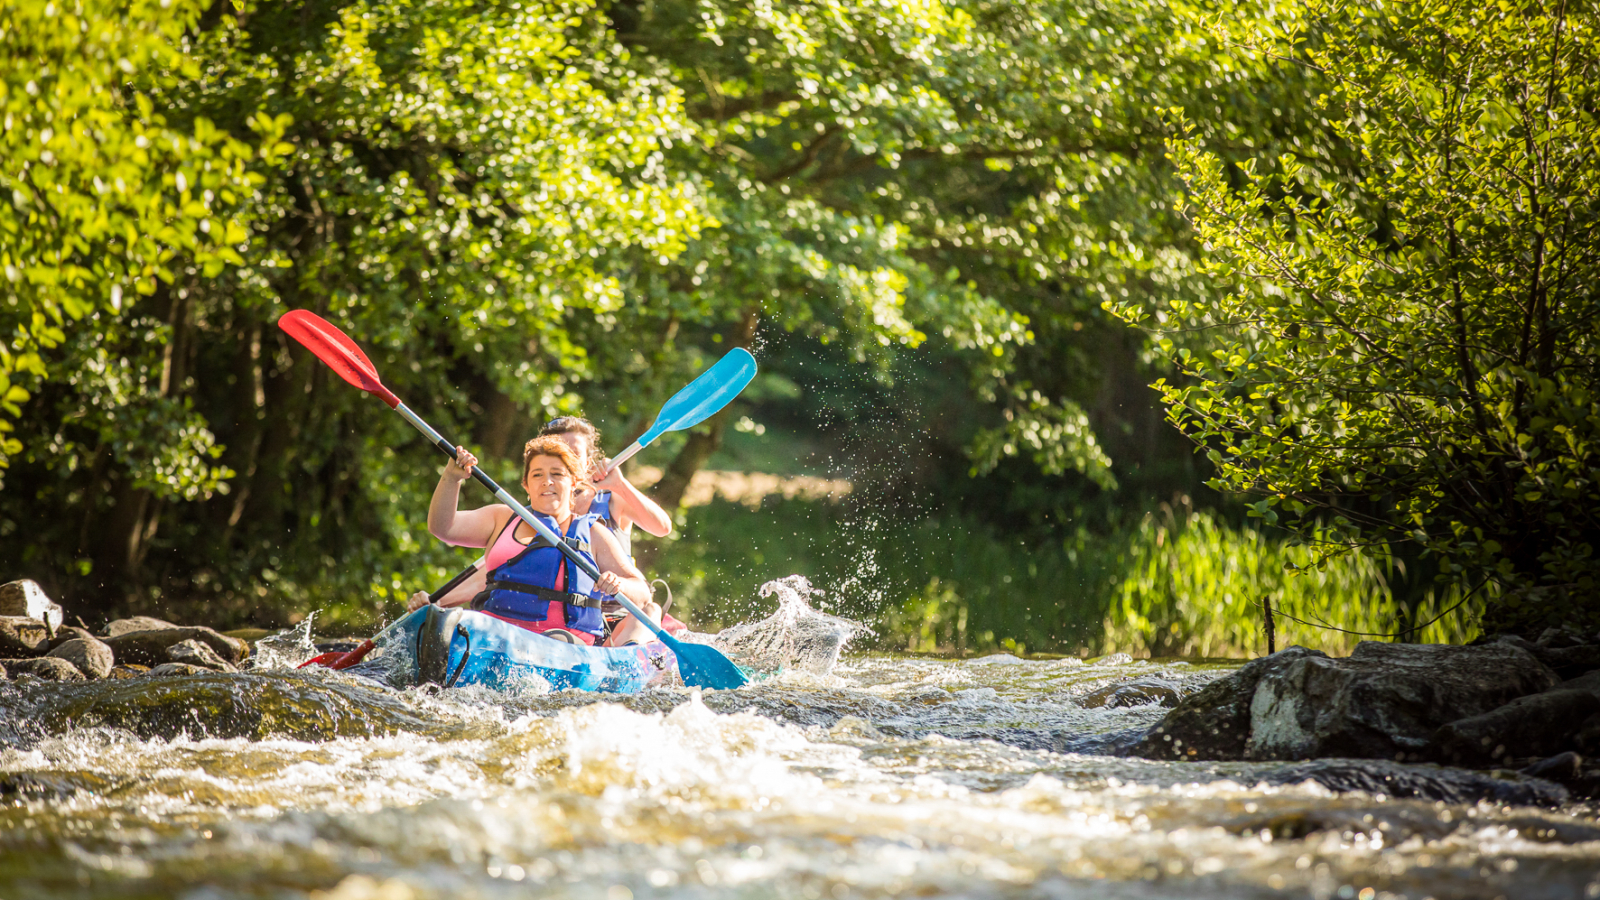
<box><xmin>21</xmin><ymin>672</ymin><xmax>447</xmax><ymax>742</ymax></box>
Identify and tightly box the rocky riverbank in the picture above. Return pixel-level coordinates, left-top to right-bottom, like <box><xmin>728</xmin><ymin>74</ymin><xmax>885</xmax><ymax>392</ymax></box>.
<box><xmin>1133</xmin><ymin>629</ymin><xmax>1600</xmax><ymax>798</ymax></box>
<box><xmin>10</xmin><ymin>575</ymin><xmax>1600</xmax><ymax>805</ymax></box>
<box><xmin>0</xmin><ymin>580</ymin><xmax>252</xmax><ymax>681</ymax></box>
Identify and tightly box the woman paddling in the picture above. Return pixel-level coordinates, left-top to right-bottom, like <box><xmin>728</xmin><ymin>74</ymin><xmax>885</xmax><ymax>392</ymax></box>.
<box><xmin>422</xmin><ymin>435</ymin><xmax>663</xmax><ymax>646</ymax></box>
<box><xmin>409</xmin><ymin>415</ymin><xmax>678</xmax><ymax>618</ymax></box>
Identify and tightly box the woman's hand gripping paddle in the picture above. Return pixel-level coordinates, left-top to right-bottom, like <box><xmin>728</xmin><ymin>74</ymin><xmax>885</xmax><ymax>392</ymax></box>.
<box><xmin>602</xmin><ymin>348</ymin><xmax>757</xmax><ymax>475</ymax></box>
<box><xmin>278</xmin><ymin>310</ymin><xmax>751</xmax><ymax>689</ymax></box>
<box><xmin>297</xmin><ymin>562</ymin><xmax>480</xmax><ymax>670</ymax></box>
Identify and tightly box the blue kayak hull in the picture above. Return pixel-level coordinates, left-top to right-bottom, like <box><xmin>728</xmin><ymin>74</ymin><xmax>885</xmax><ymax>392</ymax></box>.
<box><xmin>391</xmin><ymin>605</ymin><xmax>679</xmax><ymax>693</ymax></box>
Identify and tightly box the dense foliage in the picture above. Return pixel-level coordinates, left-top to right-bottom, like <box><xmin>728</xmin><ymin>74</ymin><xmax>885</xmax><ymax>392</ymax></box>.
<box><xmin>0</xmin><ymin>0</ymin><xmax>279</xmax><ymax>489</ymax></box>
<box><xmin>1115</xmin><ymin>0</ymin><xmax>1600</xmax><ymax>633</ymax></box>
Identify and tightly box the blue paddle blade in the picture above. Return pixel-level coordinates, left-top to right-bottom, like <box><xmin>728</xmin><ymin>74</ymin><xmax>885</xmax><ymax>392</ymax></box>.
<box><xmin>665</xmin><ymin>635</ymin><xmax>751</xmax><ymax>690</ymax></box>
<box><xmin>637</xmin><ymin>348</ymin><xmax>757</xmax><ymax>447</ymax></box>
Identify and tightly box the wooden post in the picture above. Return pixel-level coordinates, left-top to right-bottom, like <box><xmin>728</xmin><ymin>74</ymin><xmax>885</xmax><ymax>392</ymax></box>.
<box><xmin>1262</xmin><ymin>594</ymin><xmax>1276</xmax><ymax>655</ymax></box>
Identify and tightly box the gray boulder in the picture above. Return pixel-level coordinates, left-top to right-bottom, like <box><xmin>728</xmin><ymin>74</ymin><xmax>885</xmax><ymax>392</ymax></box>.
<box><xmin>103</xmin><ymin>616</ymin><xmax>178</xmax><ymax>637</ymax></box>
<box><xmin>46</xmin><ymin>637</ymin><xmax>115</xmax><ymax>679</ymax></box>
<box><xmin>1247</xmin><ymin>641</ymin><xmax>1560</xmax><ymax>761</ymax></box>
<box><xmin>1135</xmin><ymin>646</ymin><xmax>1327</xmax><ymax>760</ymax></box>
<box><xmin>1430</xmin><ymin>689</ymin><xmax>1600</xmax><ymax>765</ymax></box>
<box><xmin>3</xmin><ymin>657</ymin><xmax>86</xmax><ymax>681</ymax></box>
<box><xmin>166</xmin><ymin>639</ymin><xmax>235</xmax><ymax>672</ymax></box>
<box><xmin>105</xmin><ymin>627</ymin><xmax>248</xmax><ymax>667</ymax></box>
<box><xmin>0</xmin><ymin>617</ymin><xmax>51</xmax><ymax>658</ymax></box>
<box><xmin>0</xmin><ymin>580</ymin><xmax>63</xmax><ymax>632</ymax></box>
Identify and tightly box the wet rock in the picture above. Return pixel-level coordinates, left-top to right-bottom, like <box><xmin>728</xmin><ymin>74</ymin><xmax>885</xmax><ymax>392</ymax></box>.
<box><xmin>0</xmin><ymin>580</ymin><xmax>63</xmax><ymax>632</ymax></box>
<box><xmin>1078</xmin><ymin>678</ymin><xmax>1181</xmax><ymax>709</ymax></box>
<box><xmin>1134</xmin><ymin>646</ymin><xmax>1326</xmax><ymax>761</ymax></box>
<box><xmin>0</xmin><ymin>616</ymin><xmax>51</xmax><ymax>658</ymax></box>
<box><xmin>3</xmin><ymin>657</ymin><xmax>86</xmax><ymax>682</ymax></box>
<box><xmin>46</xmin><ymin>637</ymin><xmax>115</xmax><ymax>679</ymax></box>
<box><xmin>23</xmin><ymin>671</ymin><xmax>445</xmax><ymax>741</ymax></box>
<box><xmin>167</xmin><ymin>639</ymin><xmax>236</xmax><ymax>672</ymax></box>
<box><xmin>0</xmin><ymin>771</ymin><xmax>118</xmax><ymax>800</ymax></box>
<box><xmin>1494</xmin><ymin>634</ymin><xmax>1600</xmax><ymax>679</ymax></box>
<box><xmin>1521</xmin><ymin>751</ymin><xmax>1583</xmax><ymax>783</ymax></box>
<box><xmin>1431</xmin><ymin>689</ymin><xmax>1600</xmax><ymax>765</ymax></box>
<box><xmin>1574</xmin><ymin>713</ymin><xmax>1600</xmax><ymax>755</ymax></box>
<box><xmin>147</xmin><ymin>663</ymin><xmax>217</xmax><ymax>677</ymax></box>
<box><xmin>102</xmin><ymin>616</ymin><xmax>178</xmax><ymax>637</ymax></box>
<box><xmin>1518</xmin><ymin>753</ymin><xmax>1600</xmax><ymax>799</ymax></box>
<box><xmin>46</xmin><ymin>626</ymin><xmax>95</xmax><ymax>650</ymax></box>
<box><xmin>1246</xmin><ymin>641</ymin><xmax>1560</xmax><ymax>761</ymax></box>
<box><xmin>1259</xmin><ymin>758</ymin><xmax>1569</xmax><ymax>807</ymax></box>
<box><xmin>1533</xmin><ymin>644</ymin><xmax>1600</xmax><ymax>680</ymax></box>
<box><xmin>106</xmin><ymin>665</ymin><xmax>149</xmax><ymax>680</ymax></box>
<box><xmin>104</xmin><ymin>627</ymin><xmax>248</xmax><ymax>667</ymax></box>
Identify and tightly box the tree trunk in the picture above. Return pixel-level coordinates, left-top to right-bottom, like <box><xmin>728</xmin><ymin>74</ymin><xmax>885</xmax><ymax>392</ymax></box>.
<box><xmin>476</xmin><ymin>382</ymin><xmax>520</xmax><ymax>461</ymax></box>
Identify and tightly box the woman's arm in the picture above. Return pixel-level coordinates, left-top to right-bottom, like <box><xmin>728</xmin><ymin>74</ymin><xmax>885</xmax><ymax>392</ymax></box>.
<box><xmin>593</xmin><ymin>463</ymin><xmax>673</xmax><ymax>537</ymax></box>
<box><xmin>406</xmin><ymin>562</ymin><xmax>486</xmax><ymax>611</ymax></box>
<box><xmin>589</xmin><ymin>524</ymin><xmax>654</xmax><ymax>610</ymax></box>
<box><xmin>427</xmin><ymin>446</ymin><xmax>507</xmax><ymax>548</ymax></box>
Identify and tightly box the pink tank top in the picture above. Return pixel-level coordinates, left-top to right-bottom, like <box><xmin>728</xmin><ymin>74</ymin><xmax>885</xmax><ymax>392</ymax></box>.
<box><xmin>479</xmin><ymin>513</ymin><xmax>578</xmax><ymax>638</ymax></box>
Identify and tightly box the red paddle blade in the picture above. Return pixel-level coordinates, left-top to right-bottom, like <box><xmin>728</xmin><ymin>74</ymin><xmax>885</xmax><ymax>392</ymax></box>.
<box><xmin>297</xmin><ymin>651</ymin><xmax>345</xmax><ymax>669</ymax></box>
<box><xmin>328</xmin><ymin>640</ymin><xmax>376</xmax><ymax>670</ymax></box>
<box><xmin>277</xmin><ymin>310</ymin><xmax>400</xmax><ymax>409</ymax></box>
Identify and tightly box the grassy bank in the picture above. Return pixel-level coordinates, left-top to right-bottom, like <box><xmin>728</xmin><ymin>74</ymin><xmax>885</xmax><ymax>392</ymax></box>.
<box><xmin>642</xmin><ymin>497</ymin><xmax>1482</xmax><ymax>658</ymax></box>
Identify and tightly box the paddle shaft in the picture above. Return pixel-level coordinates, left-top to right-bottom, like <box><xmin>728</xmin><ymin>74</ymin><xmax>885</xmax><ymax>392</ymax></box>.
<box><xmin>601</xmin><ymin>439</ymin><xmax>645</xmax><ymax>478</ymax></box>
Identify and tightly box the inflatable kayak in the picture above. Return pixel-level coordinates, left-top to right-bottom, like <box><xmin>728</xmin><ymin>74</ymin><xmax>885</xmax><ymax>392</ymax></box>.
<box><xmin>388</xmin><ymin>603</ymin><xmax>681</xmax><ymax>693</ymax></box>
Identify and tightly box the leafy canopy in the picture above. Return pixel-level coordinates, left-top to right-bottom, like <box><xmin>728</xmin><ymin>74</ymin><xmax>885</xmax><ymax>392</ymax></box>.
<box><xmin>1113</xmin><ymin>0</ymin><xmax>1600</xmax><ymax>633</ymax></box>
<box><xmin>0</xmin><ymin>0</ymin><xmax>281</xmax><ymax>491</ymax></box>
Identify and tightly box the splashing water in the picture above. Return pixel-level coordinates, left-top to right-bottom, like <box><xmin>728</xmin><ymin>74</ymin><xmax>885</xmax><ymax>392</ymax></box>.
<box><xmin>709</xmin><ymin>575</ymin><xmax>869</xmax><ymax>675</ymax></box>
<box><xmin>250</xmin><ymin>613</ymin><xmax>321</xmax><ymax>669</ymax></box>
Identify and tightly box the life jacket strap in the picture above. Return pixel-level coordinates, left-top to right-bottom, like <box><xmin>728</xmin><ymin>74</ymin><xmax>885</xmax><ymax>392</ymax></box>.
<box><xmin>483</xmin><ymin>580</ymin><xmax>603</xmax><ymax>609</ymax></box>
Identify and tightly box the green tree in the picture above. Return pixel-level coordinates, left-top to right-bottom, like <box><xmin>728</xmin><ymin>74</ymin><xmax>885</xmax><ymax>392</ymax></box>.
<box><xmin>1114</xmin><ymin>0</ymin><xmax>1600</xmax><ymax>634</ymax></box>
<box><xmin>0</xmin><ymin>0</ymin><xmax>276</xmax><ymax>488</ymax></box>
<box><xmin>3</xmin><ymin>0</ymin><xmax>712</xmax><ymax>617</ymax></box>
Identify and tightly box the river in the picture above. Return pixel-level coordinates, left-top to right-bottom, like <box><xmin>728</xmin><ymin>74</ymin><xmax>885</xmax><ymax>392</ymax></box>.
<box><xmin>1</xmin><ymin>588</ymin><xmax>1598</xmax><ymax>900</ymax></box>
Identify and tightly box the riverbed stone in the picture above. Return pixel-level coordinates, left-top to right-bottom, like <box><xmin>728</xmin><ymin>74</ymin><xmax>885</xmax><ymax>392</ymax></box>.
<box><xmin>1430</xmin><ymin>689</ymin><xmax>1600</xmax><ymax>765</ymax></box>
<box><xmin>1134</xmin><ymin>646</ymin><xmax>1327</xmax><ymax>761</ymax></box>
<box><xmin>1078</xmin><ymin>677</ymin><xmax>1182</xmax><ymax>709</ymax></box>
<box><xmin>1258</xmin><ymin>758</ymin><xmax>1569</xmax><ymax>807</ymax></box>
<box><xmin>106</xmin><ymin>665</ymin><xmax>149</xmax><ymax>680</ymax></box>
<box><xmin>46</xmin><ymin>637</ymin><xmax>115</xmax><ymax>679</ymax></box>
<box><xmin>103</xmin><ymin>616</ymin><xmax>178</xmax><ymax>637</ymax></box>
<box><xmin>0</xmin><ymin>580</ymin><xmax>63</xmax><ymax>632</ymax></box>
<box><xmin>0</xmin><ymin>617</ymin><xmax>51</xmax><ymax>658</ymax></box>
<box><xmin>1246</xmin><ymin>641</ymin><xmax>1561</xmax><ymax>762</ymax></box>
<box><xmin>147</xmin><ymin>662</ymin><xmax>216</xmax><ymax>677</ymax></box>
<box><xmin>47</xmin><ymin>626</ymin><xmax>95</xmax><ymax>650</ymax></box>
<box><xmin>166</xmin><ymin>639</ymin><xmax>235</xmax><ymax>672</ymax></box>
<box><xmin>104</xmin><ymin>627</ymin><xmax>248</xmax><ymax>666</ymax></box>
<box><xmin>3</xmin><ymin>657</ymin><xmax>86</xmax><ymax>682</ymax></box>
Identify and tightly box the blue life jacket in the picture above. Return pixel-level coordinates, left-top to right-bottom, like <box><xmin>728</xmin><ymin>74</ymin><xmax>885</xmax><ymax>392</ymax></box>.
<box><xmin>473</xmin><ymin>512</ymin><xmax>607</xmax><ymax>638</ymax></box>
<box><xmin>589</xmin><ymin>491</ymin><xmax>631</xmax><ymax>558</ymax></box>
